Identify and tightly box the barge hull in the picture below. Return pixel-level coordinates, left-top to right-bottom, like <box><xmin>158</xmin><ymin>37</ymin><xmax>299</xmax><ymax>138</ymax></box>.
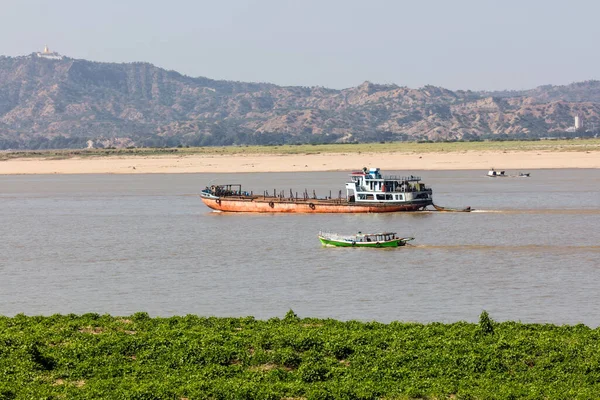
<box><xmin>200</xmin><ymin>197</ymin><xmax>429</xmax><ymax>213</ymax></box>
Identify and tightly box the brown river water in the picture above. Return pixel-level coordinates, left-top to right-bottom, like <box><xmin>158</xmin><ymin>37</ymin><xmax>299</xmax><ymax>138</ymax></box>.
<box><xmin>1</xmin><ymin>169</ymin><xmax>599</xmax><ymax>325</ymax></box>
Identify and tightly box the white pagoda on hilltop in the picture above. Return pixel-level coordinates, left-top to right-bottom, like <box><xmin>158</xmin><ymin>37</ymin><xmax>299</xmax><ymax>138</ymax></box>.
<box><xmin>36</xmin><ymin>45</ymin><xmax>63</xmax><ymax>60</ymax></box>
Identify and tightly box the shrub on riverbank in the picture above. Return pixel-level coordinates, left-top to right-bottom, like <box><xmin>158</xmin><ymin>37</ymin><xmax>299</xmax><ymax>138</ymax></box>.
<box><xmin>1</xmin><ymin>311</ymin><xmax>598</xmax><ymax>399</ymax></box>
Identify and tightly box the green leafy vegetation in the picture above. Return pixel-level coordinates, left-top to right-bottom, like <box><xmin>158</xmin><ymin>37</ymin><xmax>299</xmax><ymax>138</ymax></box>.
<box><xmin>1</xmin><ymin>312</ymin><xmax>599</xmax><ymax>399</ymax></box>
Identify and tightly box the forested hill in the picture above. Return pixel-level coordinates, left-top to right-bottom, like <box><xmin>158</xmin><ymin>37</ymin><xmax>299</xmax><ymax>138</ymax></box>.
<box><xmin>1</xmin><ymin>53</ymin><xmax>599</xmax><ymax>149</ymax></box>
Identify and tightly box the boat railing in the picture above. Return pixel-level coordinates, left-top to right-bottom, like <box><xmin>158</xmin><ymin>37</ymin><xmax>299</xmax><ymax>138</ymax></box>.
<box><xmin>390</xmin><ymin>186</ymin><xmax>432</xmax><ymax>193</ymax></box>
<box><xmin>262</xmin><ymin>189</ymin><xmax>346</xmax><ymax>203</ymax></box>
<box><xmin>383</xmin><ymin>175</ymin><xmax>421</xmax><ymax>181</ymax></box>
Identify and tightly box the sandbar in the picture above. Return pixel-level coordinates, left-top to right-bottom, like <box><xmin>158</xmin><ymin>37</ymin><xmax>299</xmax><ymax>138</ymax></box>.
<box><xmin>0</xmin><ymin>150</ymin><xmax>598</xmax><ymax>174</ymax></box>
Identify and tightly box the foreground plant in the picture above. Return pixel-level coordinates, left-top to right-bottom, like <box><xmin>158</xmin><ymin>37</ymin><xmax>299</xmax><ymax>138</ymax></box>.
<box><xmin>0</xmin><ymin>311</ymin><xmax>599</xmax><ymax>399</ymax></box>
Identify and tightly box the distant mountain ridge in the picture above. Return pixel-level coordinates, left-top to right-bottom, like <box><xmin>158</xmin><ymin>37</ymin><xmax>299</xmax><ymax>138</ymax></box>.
<box><xmin>0</xmin><ymin>53</ymin><xmax>598</xmax><ymax>149</ymax></box>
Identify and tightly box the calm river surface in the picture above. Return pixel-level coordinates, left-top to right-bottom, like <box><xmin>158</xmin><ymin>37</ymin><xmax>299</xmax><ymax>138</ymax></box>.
<box><xmin>1</xmin><ymin>169</ymin><xmax>599</xmax><ymax>325</ymax></box>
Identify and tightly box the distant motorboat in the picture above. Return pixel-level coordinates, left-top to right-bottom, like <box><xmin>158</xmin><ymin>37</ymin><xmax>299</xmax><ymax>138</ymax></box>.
<box><xmin>488</xmin><ymin>168</ymin><xmax>531</xmax><ymax>178</ymax></box>
<box><xmin>487</xmin><ymin>168</ymin><xmax>506</xmax><ymax>177</ymax></box>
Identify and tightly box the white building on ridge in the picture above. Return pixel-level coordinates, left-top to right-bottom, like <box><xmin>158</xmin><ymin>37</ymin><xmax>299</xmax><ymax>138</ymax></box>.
<box><xmin>36</xmin><ymin>45</ymin><xmax>63</xmax><ymax>60</ymax></box>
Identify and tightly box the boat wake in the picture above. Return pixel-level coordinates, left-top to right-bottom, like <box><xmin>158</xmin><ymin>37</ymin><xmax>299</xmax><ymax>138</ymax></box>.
<box><xmin>408</xmin><ymin>244</ymin><xmax>600</xmax><ymax>252</ymax></box>
<box><xmin>470</xmin><ymin>209</ymin><xmax>600</xmax><ymax>215</ymax></box>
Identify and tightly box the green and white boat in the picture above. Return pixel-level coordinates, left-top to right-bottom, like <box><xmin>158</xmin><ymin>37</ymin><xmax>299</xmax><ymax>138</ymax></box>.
<box><xmin>318</xmin><ymin>231</ymin><xmax>414</xmax><ymax>248</ymax></box>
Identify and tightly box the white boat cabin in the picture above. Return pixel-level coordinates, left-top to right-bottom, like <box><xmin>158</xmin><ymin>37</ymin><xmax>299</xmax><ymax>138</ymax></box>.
<box><xmin>355</xmin><ymin>232</ymin><xmax>398</xmax><ymax>242</ymax></box>
<box><xmin>319</xmin><ymin>231</ymin><xmax>399</xmax><ymax>243</ymax></box>
<box><xmin>345</xmin><ymin>167</ymin><xmax>432</xmax><ymax>204</ymax></box>
<box><xmin>488</xmin><ymin>169</ymin><xmax>506</xmax><ymax>177</ymax></box>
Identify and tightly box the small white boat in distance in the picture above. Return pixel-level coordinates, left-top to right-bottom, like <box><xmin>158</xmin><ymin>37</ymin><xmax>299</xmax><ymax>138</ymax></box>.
<box><xmin>488</xmin><ymin>168</ymin><xmax>506</xmax><ymax>177</ymax></box>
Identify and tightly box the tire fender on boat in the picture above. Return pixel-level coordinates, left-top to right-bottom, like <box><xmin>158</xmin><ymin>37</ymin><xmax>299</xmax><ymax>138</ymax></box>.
<box><xmin>376</xmin><ymin>242</ymin><xmax>381</xmax><ymax>247</ymax></box>
<box><xmin>215</xmin><ymin>198</ymin><xmax>221</xmax><ymax>205</ymax></box>
<box><xmin>308</xmin><ymin>203</ymin><xmax>315</xmax><ymax>210</ymax></box>
<box><xmin>351</xmin><ymin>241</ymin><xmax>356</xmax><ymax>246</ymax></box>
<box><xmin>268</xmin><ymin>201</ymin><xmax>275</xmax><ymax>208</ymax></box>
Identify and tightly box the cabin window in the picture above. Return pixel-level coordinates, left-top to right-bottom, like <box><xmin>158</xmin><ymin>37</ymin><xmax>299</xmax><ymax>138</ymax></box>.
<box><xmin>396</xmin><ymin>194</ymin><xmax>404</xmax><ymax>201</ymax></box>
<box><xmin>366</xmin><ymin>194</ymin><xmax>374</xmax><ymax>200</ymax></box>
<box><xmin>376</xmin><ymin>194</ymin><xmax>385</xmax><ymax>200</ymax></box>
<box><xmin>385</xmin><ymin>194</ymin><xmax>393</xmax><ymax>200</ymax></box>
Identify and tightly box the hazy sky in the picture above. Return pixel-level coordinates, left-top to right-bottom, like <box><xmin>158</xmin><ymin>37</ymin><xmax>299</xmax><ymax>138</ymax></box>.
<box><xmin>2</xmin><ymin>0</ymin><xmax>599</xmax><ymax>90</ymax></box>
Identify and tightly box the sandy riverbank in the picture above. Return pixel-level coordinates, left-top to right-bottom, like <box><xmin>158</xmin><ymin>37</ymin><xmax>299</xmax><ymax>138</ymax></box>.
<box><xmin>0</xmin><ymin>150</ymin><xmax>598</xmax><ymax>174</ymax></box>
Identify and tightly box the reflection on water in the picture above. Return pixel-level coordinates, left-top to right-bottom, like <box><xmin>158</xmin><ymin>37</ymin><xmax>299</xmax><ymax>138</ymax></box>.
<box><xmin>1</xmin><ymin>169</ymin><xmax>599</xmax><ymax>325</ymax></box>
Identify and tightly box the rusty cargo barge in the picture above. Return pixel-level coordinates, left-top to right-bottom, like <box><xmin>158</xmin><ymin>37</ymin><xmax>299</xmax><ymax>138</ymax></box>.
<box><xmin>200</xmin><ymin>167</ymin><xmax>433</xmax><ymax>213</ymax></box>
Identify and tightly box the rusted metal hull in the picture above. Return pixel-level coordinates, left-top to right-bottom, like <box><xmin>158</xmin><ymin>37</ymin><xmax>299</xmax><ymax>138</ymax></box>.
<box><xmin>200</xmin><ymin>196</ymin><xmax>429</xmax><ymax>213</ymax></box>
